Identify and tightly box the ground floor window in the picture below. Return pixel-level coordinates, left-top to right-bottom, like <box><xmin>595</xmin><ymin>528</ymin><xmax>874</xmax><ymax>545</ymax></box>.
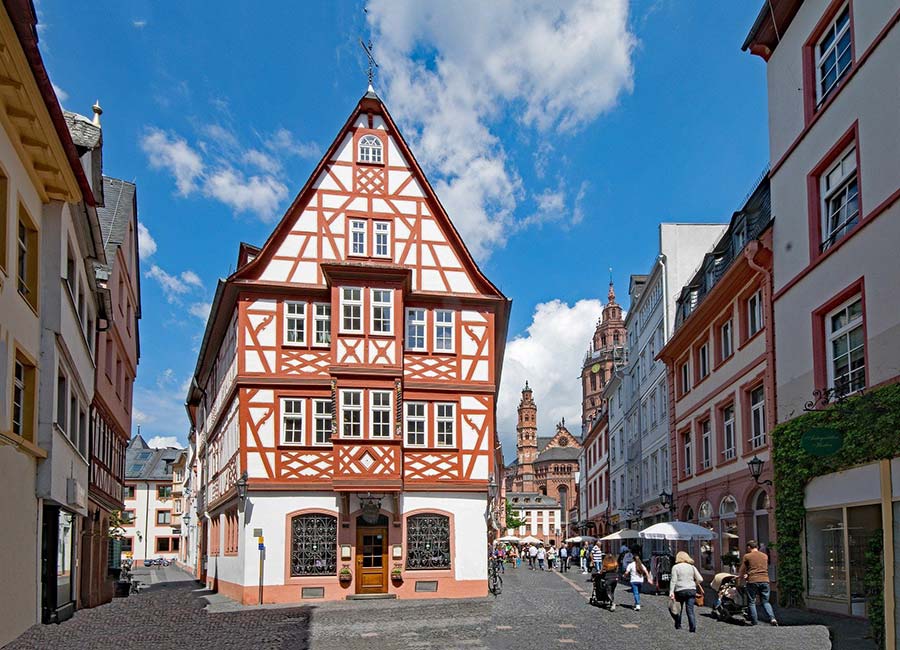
<box><xmin>290</xmin><ymin>514</ymin><xmax>337</xmax><ymax>576</ymax></box>
<box><xmin>155</xmin><ymin>537</ymin><xmax>180</xmax><ymax>553</ymax></box>
<box><xmin>805</xmin><ymin>504</ymin><xmax>880</xmax><ymax>615</ymax></box>
<box><xmin>406</xmin><ymin>514</ymin><xmax>451</xmax><ymax>570</ymax></box>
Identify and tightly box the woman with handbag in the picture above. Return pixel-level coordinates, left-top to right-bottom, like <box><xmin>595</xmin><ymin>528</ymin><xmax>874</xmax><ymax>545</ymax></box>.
<box><xmin>669</xmin><ymin>551</ymin><xmax>703</xmax><ymax>633</ymax></box>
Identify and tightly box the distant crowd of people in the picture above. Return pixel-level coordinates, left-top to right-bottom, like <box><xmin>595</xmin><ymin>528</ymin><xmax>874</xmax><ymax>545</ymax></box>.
<box><xmin>491</xmin><ymin>539</ymin><xmax>778</xmax><ymax>633</ymax></box>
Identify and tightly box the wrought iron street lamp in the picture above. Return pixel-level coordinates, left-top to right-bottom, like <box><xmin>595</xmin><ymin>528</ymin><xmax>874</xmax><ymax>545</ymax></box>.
<box><xmin>747</xmin><ymin>455</ymin><xmax>773</xmax><ymax>486</ymax></box>
<box><xmin>236</xmin><ymin>471</ymin><xmax>249</xmax><ymax>508</ymax></box>
<box><xmin>659</xmin><ymin>490</ymin><xmax>676</xmax><ymax>518</ymax></box>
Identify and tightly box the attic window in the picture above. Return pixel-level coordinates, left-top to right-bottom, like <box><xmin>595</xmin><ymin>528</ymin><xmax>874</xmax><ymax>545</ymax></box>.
<box><xmin>358</xmin><ymin>135</ymin><xmax>383</xmax><ymax>164</ymax></box>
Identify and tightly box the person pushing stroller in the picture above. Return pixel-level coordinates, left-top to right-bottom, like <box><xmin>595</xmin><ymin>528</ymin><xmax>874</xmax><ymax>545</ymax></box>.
<box><xmin>590</xmin><ymin>553</ymin><xmax>620</xmax><ymax>611</ymax></box>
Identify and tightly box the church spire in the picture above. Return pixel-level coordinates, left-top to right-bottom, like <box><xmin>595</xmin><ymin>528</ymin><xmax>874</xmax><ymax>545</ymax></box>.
<box><xmin>608</xmin><ymin>267</ymin><xmax>616</xmax><ymax>303</ymax></box>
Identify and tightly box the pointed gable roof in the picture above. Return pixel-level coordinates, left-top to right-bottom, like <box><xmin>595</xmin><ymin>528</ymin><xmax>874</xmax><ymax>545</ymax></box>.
<box><xmin>231</xmin><ymin>89</ymin><xmax>505</xmax><ymax>299</ymax></box>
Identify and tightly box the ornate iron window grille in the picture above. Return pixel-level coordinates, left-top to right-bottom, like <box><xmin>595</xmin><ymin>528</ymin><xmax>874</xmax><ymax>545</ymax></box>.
<box><xmin>405</xmin><ymin>514</ymin><xmax>451</xmax><ymax>570</ymax></box>
<box><xmin>290</xmin><ymin>514</ymin><xmax>337</xmax><ymax>577</ymax></box>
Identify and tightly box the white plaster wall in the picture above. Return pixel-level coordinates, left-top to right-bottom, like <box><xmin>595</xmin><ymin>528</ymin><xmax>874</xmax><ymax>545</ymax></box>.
<box><xmin>122</xmin><ymin>481</ymin><xmax>180</xmax><ymax>561</ymax></box>
<box><xmin>765</xmin><ymin>0</ymin><xmax>899</xmax><ymax>165</ymax></box>
<box><xmin>241</xmin><ymin>492</ymin><xmax>339</xmax><ymax>586</ymax></box>
<box><xmin>0</xmin><ymin>447</ymin><xmax>39</xmax><ymax>647</ymax></box>
<box><xmin>0</xmin><ymin>119</ymin><xmax>44</xmax><ymax>438</ymax></box>
<box><xmin>805</xmin><ymin>461</ymin><xmax>881</xmax><ymax>509</ymax></box>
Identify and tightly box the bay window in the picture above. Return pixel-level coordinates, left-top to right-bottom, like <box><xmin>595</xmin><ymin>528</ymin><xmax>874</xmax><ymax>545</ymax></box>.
<box><xmin>371</xmin><ymin>289</ymin><xmax>392</xmax><ymax>334</ymax></box>
<box><xmin>341</xmin><ymin>390</ymin><xmax>362</xmax><ymax>438</ymax></box>
<box><xmin>341</xmin><ymin>287</ymin><xmax>362</xmax><ymax>333</ymax></box>
<box><xmin>370</xmin><ymin>391</ymin><xmax>392</xmax><ymax>438</ymax></box>
<box><xmin>435</xmin><ymin>403</ymin><xmax>455</xmax><ymax>447</ymax></box>
<box><xmin>313</xmin><ymin>303</ymin><xmax>331</xmax><ymax>346</ymax></box>
<box><xmin>405</xmin><ymin>308</ymin><xmax>426</xmax><ymax>351</ymax></box>
<box><xmin>405</xmin><ymin>402</ymin><xmax>426</xmax><ymax>446</ymax></box>
<box><xmin>282</xmin><ymin>398</ymin><xmax>304</xmax><ymax>444</ymax></box>
<box><xmin>312</xmin><ymin>399</ymin><xmax>333</xmax><ymax>445</ymax></box>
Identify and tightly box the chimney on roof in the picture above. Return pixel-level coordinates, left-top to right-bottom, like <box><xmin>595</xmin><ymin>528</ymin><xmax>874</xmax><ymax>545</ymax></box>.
<box><xmin>92</xmin><ymin>100</ymin><xmax>102</xmax><ymax>126</ymax></box>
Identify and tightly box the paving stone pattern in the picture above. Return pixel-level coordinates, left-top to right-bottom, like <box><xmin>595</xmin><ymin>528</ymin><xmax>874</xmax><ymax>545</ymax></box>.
<box><xmin>4</xmin><ymin>564</ymin><xmax>860</xmax><ymax>649</ymax></box>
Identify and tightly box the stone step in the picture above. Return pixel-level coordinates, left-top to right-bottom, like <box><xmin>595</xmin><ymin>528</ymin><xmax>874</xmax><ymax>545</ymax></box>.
<box><xmin>345</xmin><ymin>593</ymin><xmax>398</xmax><ymax>600</ymax></box>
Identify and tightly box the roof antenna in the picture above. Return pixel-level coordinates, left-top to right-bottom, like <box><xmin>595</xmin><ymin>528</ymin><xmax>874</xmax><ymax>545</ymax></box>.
<box><xmin>359</xmin><ymin>37</ymin><xmax>378</xmax><ymax>93</ymax></box>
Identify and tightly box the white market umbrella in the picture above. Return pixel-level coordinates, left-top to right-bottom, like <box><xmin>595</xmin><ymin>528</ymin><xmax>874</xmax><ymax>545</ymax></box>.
<box><xmin>496</xmin><ymin>535</ymin><xmax>520</xmax><ymax>543</ymax></box>
<box><xmin>564</xmin><ymin>535</ymin><xmax>597</xmax><ymax>544</ymax></box>
<box><xmin>520</xmin><ymin>535</ymin><xmax>543</xmax><ymax>545</ymax></box>
<box><xmin>639</xmin><ymin>521</ymin><xmax>718</xmax><ymax>541</ymax></box>
<box><xmin>599</xmin><ymin>528</ymin><xmax>640</xmax><ymax>542</ymax></box>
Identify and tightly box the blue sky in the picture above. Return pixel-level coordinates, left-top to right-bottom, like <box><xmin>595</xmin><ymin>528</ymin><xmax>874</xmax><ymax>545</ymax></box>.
<box><xmin>37</xmin><ymin>1</ymin><xmax>768</xmax><ymax>451</ymax></box>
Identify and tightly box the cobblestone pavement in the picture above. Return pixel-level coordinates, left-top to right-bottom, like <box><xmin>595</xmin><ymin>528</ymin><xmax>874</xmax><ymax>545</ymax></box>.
<box><xmin>5</xmin><ymin>564</ymin><xmax>853</xmax><ymax>650</ymax></box>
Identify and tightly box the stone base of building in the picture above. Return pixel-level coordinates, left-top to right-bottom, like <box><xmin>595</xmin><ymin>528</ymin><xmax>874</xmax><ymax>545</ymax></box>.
<box><xmin>209</xmin><ymin>575</ymin><xmax>487</xmax><ymax>604</ymax></box>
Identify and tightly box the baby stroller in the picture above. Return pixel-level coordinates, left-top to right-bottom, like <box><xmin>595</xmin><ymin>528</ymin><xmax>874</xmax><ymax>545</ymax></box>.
<box><xmin>711</xmin><ymin>572</ymin><xmax>750</xmax><ymax>623</ymax></box>
<box><xmin>589</xmin><ymin>571</ymin><xmax>618</xmax><ymax>610</ymax></box>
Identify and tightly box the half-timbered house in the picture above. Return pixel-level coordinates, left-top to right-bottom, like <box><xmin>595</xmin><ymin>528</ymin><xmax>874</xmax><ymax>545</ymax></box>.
<box><xmin>187</xmin><ymin>87</ymin><xmax>510</xmax><ymax>603</ymax></box>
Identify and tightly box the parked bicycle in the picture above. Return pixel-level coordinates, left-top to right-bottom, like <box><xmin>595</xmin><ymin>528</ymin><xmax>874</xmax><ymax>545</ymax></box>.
<box><xmin>488</xmin><ymin>556</ymin><xmax>503</xmax><ymax>596</ymax></box>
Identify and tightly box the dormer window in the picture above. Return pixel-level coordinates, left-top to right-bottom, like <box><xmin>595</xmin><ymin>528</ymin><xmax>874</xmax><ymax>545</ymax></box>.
<box><xmin>358</xmin><ymin>135</ymin><xmax>383</xmax><ymax>164</ymax></box>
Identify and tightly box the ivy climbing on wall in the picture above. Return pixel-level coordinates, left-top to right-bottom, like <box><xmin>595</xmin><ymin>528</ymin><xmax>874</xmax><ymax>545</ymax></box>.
<box><xmin>771</xmin><ymin>381</ymin><xmax>900</xmax><ymax>645</ymax></box>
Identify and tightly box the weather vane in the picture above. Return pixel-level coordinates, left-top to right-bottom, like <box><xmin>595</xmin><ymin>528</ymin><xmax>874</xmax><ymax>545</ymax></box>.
<box><xmin>359</xmin><ymin>38</ymin><xmax>378</xmax><ymax>87</ymax></box>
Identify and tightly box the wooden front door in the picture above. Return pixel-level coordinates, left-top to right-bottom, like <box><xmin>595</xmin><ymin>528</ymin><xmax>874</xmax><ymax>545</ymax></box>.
<box><xmin>356</xmin><ymin>525</ymin><xmax>388</xmax><ymax>594</ymax></box>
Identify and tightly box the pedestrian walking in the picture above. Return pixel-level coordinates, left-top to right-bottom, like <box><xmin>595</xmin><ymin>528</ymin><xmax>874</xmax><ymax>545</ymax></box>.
<box><xmin>537</xmin><ymin>545</ymin><xmax>546</xmax><ymax>571</ymax></box>
<box><xmin>739</xmin><ymin>540</ymin><xmax>778</xmax><ymax>626</ymax></box>
<box><xmin>528</xmin><ymin>543</ymin><xmax>538</xmax><ymax>570</ymax></box>
<box><xmin>669</xmin><ymin>551</ymin><xmax>703</xmax><ymax>633</ymax></box>
<box><xmin>559</xmin><ymin>544</ymin><xmax>568</xmax><ymax>572</ymax></box>
<box><xmin>623</xmin><ymin>553</ymin><xmax>652</xmax><ymax>611</ymax></box>
<box><xmin>580</xmin><ymin>544</ymin><xmax>589</xmax><ymax>573</ymax></box>
<box><xmin>547</xmin><ymin>546</ymin><xmax>557</xmax><ymax>571</ymax></box>
<box><xmin>600</xmin><ymin>553</ymin><xmax>620</xmax><ymax>611</ymax></box>
<box><xmin>590</xmin><ymin>541</ymin><xmax>603</xmax><ymax>573</ymax></box>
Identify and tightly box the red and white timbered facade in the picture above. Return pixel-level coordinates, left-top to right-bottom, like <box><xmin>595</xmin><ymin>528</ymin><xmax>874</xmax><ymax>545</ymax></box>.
<box><xmin>188</xmin><ymin>89</ymin><xmax>509</xmax><ymax>604</ymax></box>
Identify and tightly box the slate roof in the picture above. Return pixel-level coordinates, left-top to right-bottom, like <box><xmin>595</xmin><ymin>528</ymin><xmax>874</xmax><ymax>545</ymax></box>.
<box><xmin>506</xmin><ymin>492</ymin><xmax>561</xmax><ymax>508</ymax></box>
<box><xmin>534</xmin><ymin>447</ymin><xmax>581</xmax><ymax>462</ymax></box>
<box><xmin>63</xmin><ymin>110</ymin><xmax>101</xmax><ymax>149</ymax></box>
<box><xmin>96</xmin><ymin>176</ymin><xmax>135</xmax><ymax>262</ymax></box>
<box><xmin>125</xmin><ymin>435</ymin><xmax>184</xmax><ymax>481</ymax></box>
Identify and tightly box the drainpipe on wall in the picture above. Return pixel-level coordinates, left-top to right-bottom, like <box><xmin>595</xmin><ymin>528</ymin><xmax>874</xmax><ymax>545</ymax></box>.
<box><xmin>142</xmin><ymin>480</ymin><xmax>150</xmax><ymax>561</ymax></box>
<box><xmin>743</xmin><ymin>238</ymin><xmax>777</xmax><ymax>447</ymax></box>
<box><xmin>658</xmin><ymin>253</ymin><xmax>669</xmax><ymax>337</ymax></box>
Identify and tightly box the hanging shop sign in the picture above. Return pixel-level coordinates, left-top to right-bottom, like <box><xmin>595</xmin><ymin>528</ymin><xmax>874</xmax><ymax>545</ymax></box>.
<box><xmin>800</xmin><ymin>427</ymin><xmax>844</xmax><ymax>457</ymax></box>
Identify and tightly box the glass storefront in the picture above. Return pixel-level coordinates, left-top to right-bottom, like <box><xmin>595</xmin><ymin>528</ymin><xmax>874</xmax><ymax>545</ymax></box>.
<box><xmin>719</xmin><ymin>495</ymin><xmax>739</xmax><ymax>571</ymax></box>
<box><xmin>57</xmin><ymin>514</ymin><xmax>74</xmax><ymax>607</ymax></box>
<box><xmin>805</xmin><ymin>503</ymin><xmax>881</xmax><ymax>616</ymax></box>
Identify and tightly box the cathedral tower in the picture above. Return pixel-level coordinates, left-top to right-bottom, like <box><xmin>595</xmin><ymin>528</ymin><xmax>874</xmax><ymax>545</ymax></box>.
<box><xmin>581</xmin><ymin>280</ymin><xmax>626</xmax><ymax>432</ymax></box>
<box><xmin>516</xmin><ymin>381</ymin><xmax>538</xmax><ymax>492</ymax></box>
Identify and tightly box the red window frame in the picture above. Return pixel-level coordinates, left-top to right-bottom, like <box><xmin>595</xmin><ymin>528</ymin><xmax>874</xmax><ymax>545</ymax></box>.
<box><xmin>811</xmin><ymin>276</ymin><xmax>868</xmax><ymax>393</ymax></box>
<box><xmin>802</xmin><ymin>0</ymin><xmax>856</xmax><ymax>125</ymax></box>
<box><xmin>806</xmin><ymin>121</ymin><xmax>861</xmax><ymax>263</ymax></box>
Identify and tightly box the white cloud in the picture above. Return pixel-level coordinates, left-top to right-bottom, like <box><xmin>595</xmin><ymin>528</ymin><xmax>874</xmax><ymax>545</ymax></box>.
<box><xmin>521</xmin><ymin>180</ymin><xmax>588</xmax><ymax>229</ymax></box>
<box><xmin>137</xmin><ymin>221</ymin><xmax>157</xmax><ymax>259</ymax></box>
<box><xmin>52</xmin><ymin>83</ymin><xmax>68</xmax><ymax>104</ymax></box>
<box><xmin>141</xmin><ymin>128</ymin><xmax>204</xmax><ymax>195</ymax></box>
<box><xmin>497</xmin><ymin>298</ymin><xmax>603</xmax><ymax>454</ymax></box>
<box><xmin>367</xmin><ymin>0</ymin><xmax>636</xmax><ymax>260</ymax></box>
<box><xmin>189</xmin><ymin>301</ymin><xmax>212</xmax><ymax>321</ymax></box>
<box><xmin>203</xmin><ymin>168</ymin><xmax>288</xmax><ymax>221</ymax></box>
<box><xmin>244</xmin><ymin>148</ymin><xmax>282</xmax><ymax>174</ymax></box>
<box><xmin>146</xmin><ymin>436</ymin><xmax>181</xmax><ymax>449</ymax></box>
<box><xmin>140</xmin><ymin>123</ymin><xmax>306</xmax><ymax>220</ymax></box>
<box><xmin>145</xmin><ymin>265</ymin><xmax>205</xmax><ymax>303</ymax></box>
<box><xmin>132</xmin><ymin>19</ymin><xmax>147</xmax><ymax>29</ymax></box>
<box><xmin>265</xmin><ymin>127</ymin><xmax>319</xmax><ymax>159</ymax></box>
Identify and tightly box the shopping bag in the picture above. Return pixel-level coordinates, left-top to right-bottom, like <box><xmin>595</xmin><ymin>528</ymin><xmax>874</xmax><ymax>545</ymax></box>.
<box><xmin>695</xmin><ymin>588</ymin><xmax>705</xmax><ymax>607</ymax></box>
<box><xmin>668</xmin><ymin>598</ymin><xmax>682</xmax><ymax>619</ymax></box>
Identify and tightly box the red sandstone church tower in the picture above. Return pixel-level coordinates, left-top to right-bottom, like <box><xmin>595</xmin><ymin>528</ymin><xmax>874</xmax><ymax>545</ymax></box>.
<box><xmin>580</xmin><ymin>281</ymin><xmax>626</xmax><ymax>432</ymax></box>
<box><xmin>515</xmin><ymin>382</ymin><xmax>538</xmax><ymax>492</ymax></box>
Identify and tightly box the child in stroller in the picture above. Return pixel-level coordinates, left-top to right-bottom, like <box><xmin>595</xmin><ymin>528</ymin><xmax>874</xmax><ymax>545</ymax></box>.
<box><xmin>590</xmin><ymin>554</ymin><xmax>619</xmax><ymax>611</ymax></box>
